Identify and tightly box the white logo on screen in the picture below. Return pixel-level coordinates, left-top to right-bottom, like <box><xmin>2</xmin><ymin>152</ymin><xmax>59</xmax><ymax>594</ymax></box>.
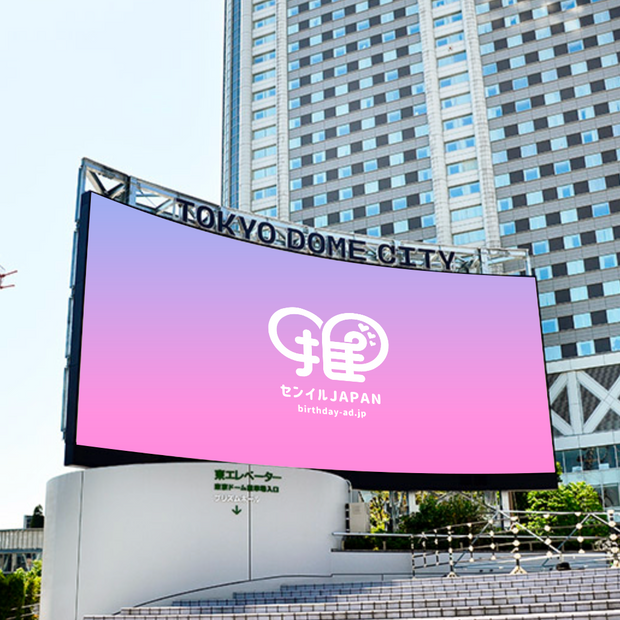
<box><xmin>268</xmin><ymin>307</ymin><xmax>389</xmax><ymax>383</ymax></box>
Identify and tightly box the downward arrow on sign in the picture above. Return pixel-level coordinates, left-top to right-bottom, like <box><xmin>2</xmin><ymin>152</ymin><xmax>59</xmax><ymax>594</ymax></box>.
<box><xmin>232</xmin><ymin>505</ymin><xmax>242</xmax><ymax>515</ymax></box>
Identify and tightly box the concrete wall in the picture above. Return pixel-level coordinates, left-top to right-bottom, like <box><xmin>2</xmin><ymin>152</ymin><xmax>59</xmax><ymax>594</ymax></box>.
<box><xmin>41</xmin><ymin>463</ymin><xmax>350</xmax><ymax>620</ymax></box>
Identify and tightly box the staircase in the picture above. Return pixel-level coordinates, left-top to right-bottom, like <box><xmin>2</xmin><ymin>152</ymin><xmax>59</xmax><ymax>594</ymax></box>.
<box><xmin>83</xmin><ymin>568</ymin><xmax>620</xmax><ymax>620</ymax></box>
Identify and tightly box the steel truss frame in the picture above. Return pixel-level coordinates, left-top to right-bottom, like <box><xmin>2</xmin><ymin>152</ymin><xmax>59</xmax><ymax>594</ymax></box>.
<box><xmin>75</xmin><ymin>158</ymin><xmax>531</xmax><ymax>276</ymax></box>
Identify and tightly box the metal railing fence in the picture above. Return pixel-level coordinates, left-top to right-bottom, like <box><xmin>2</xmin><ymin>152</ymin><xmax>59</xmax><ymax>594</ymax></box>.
<box><xmin>336</xmin><ymin>507</ymin><xmax>620</xmax><ymax>577</ymax></box>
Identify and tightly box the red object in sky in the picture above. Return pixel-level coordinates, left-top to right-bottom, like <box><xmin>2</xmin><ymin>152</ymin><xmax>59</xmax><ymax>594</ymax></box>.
<box><xmin>0</xmin><ymin>267</ymin><xmax>17</xmax><ymax>290</ymax></box>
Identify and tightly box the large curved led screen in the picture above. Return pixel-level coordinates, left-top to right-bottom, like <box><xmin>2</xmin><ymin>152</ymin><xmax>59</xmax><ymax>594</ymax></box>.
<box><xmin>65</xmin><ymin>192</ymin><xmax>556</xmax><ymax>489</ymax></box>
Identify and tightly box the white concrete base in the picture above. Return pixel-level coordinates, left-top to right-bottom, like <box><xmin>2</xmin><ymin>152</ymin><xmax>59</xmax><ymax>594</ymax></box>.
<box><xmin>40</xmin><ymin>463</ymin><xmax>351</xmax><ymax>620</ymax></box>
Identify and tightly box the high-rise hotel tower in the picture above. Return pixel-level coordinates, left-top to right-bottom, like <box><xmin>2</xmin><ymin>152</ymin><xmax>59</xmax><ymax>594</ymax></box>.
<box><xmin>222</xmin><ymin>0</ymin><xmax>620</xmax><ymax>503</ymax></box>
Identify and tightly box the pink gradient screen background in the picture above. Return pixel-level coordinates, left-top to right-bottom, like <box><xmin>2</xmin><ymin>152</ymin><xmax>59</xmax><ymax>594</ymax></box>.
<box><xmin>75</xmin><ymin>194</ymin><xmax>555</xmax><ymax>475</ymax></box>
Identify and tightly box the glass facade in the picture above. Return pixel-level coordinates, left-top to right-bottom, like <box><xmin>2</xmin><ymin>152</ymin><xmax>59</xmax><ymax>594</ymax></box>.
<box><xmin>222</xmin><ymin>0</ymin><xmax>242</xmax><ymax>210</ymax></box>
<box><xmin>222</xmin><ymin>0</ymin><xmax>620</xmax><ymax>502</ymax></box>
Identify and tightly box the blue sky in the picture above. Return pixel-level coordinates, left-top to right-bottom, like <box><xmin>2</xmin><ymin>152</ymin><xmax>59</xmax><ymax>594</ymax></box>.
<box><xmin>0</xmin><ymin>0</ymin><xmax>224</xmax><ymax>528</ymax></box>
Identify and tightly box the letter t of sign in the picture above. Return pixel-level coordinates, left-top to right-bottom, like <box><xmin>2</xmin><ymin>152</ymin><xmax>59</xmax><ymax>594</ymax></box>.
<box><xmin>294</xmin><ymin>329</ymin><xmax>320</xmax><ymax>377</ymax></box>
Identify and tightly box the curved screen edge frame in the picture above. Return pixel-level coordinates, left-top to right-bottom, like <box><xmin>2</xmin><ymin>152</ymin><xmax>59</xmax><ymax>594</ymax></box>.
<box><xmin>63</xmin><ymin>191</ymin><xmax>557</xmax><ymax>491</ymax></box>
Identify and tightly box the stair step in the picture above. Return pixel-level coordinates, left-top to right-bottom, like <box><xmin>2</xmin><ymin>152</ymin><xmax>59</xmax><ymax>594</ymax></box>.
<box><xmin>85</xmin><ymin>609</ymin><xmax>620</xmax><ymax>620</ymax></box>
<box><xmin>82</xmin><ymin>568</ymin><xmax>620</xmax><ymax>620</ymax></box>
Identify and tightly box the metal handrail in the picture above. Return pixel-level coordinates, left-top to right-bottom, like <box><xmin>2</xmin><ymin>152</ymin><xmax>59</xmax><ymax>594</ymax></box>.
<box><xmin>334</xmin><ymin>508</ymin><xmax>620</xmax><ymax>576</ymax></box>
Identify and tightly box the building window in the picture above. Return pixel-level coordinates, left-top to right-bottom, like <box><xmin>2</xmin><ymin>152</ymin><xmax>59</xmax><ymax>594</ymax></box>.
<box><xmin>577</xmin><ymin>341</ymin><xmax>595</xmax><ymax>356</ymax></box>
<box><xmin>422</xmin><ymin>214</ymin><xmax>436</xmax><ymax>227</ymax></box>
<box><xmin>558</xmin><ymin>185</ymin><xmax>575</xmax><ymax>199</ymax></box>
<box><xmin>593</xmin><ymin>202</ymin><xmax>610</xmax><ymax>217</ymax></box>
<box><xmin>452</xmin><ymin>229</ymin><xmax>486</xmax><ymax>245</ymax></box>
<box><xmin>526</xmin><ymin>191</ymin><xmax>543</xmax><ymax>206</ymax></box>
<box><xmin>570</xmin><ymin>286</ymin><xmax>588</xmax><ymax>302</ymax></box>
<box><xmin>560</xmin><ymin>209</ymin><xmax>577</xmax><ymax>224</ymax></box>
<box><xmin>254</xmin><ymin>33</ymin><xmax>276</xmax><ymax>47</ymax></box>
<box><xmin>545</xmin><ymin>346</ymin><xmax>561</xmax><ymax>361</ymax></box>
<box><xmin>448</xmin><ymin>159</ymin><xmax>477</xmax><ymax>175</ymax></box>
<box><xmin>524</xmin><ymin>167</ymin><xmax>540</xmax><ymax>181</ymax></box>
<box><xmin>253</xmin><ymin>145</ymin><xmax>277</xmax><ymax>159</ymax></box>
<box><xmin>256</xmin><ymin>206</ymin><xmax>277</xmax><ymax>217</ymax></box>
<box><xmin>495</xmin><ymin>174</ymin><xmax>510</xmax><ymax>188</ymax></box>
<box><xmin>252</xmin><ymin>125</ymin><xmax>276</xmax><ymax>140</ymax></box>
<box><xmin>445</xmin><ymin>137</ymin><xmax>475</xmax><ymax>152</ymax></box>
<box><xmin>440</xmin><ymin>72</ymin><xmax>469</xmax><ymax>88</ymax></box>
<box><xmin>601</xmin><ymin>254</ymin><xmax>618</xmax><ymax>269</ymax></box>
<box><xmin>394</xmin><ymin>220</ymin><xmax>408</xmax><ymax>234</ymax></box>
<box><xmin>532</xmin><ymin>240</ymin><xmax>549</xmax><ymax>255</ymax></box>
<box><xmin>604</xmin><ymin>281</ymin><xmax>620</xmax><ymax>296</ymax></box>
<box><xmin>530</xmin><ymin>215</ymin><xmax>545</xmax><ymax>229</ymax></box>
<box><xmin>596</xmin><ymin>228</ymin><xmax>614</xmax><ymax>243</ymax></box>
<box><xmin>253</xmin><ymin>87</ymin><xmax>276</xmax><ymax>101</ymax></box>
<box><xmin>253</xmin><ymin>165</ymin><xmax>277</xmax><ymax>180</ymax></box>
<box><xmin>535</xmin><ymin>266</ymin><xmax>552</xmax><ymax>281</ymax></box>
<box><xmin>574</xmin><ymin>313</ymin><xmax>592</xmax><ymax>328</ymax></box>
<box><xmin>253</xmin><ymin>107</ymin><xmax>276</xmax><ymax>121</ymax></box>
<box><xmin>567</xmin><ymin>260</ymin><xmax>585</xmax><ymax>275</ymax></box>
<box><xmin>542</xmin><ymin>319</ymin><xmax>559</xmax><ymax>334</ymax></box>
<box><xmin>539</xmin><ymin>292</ymin><xmax>556</xmax><ymax>307</ymax></box>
